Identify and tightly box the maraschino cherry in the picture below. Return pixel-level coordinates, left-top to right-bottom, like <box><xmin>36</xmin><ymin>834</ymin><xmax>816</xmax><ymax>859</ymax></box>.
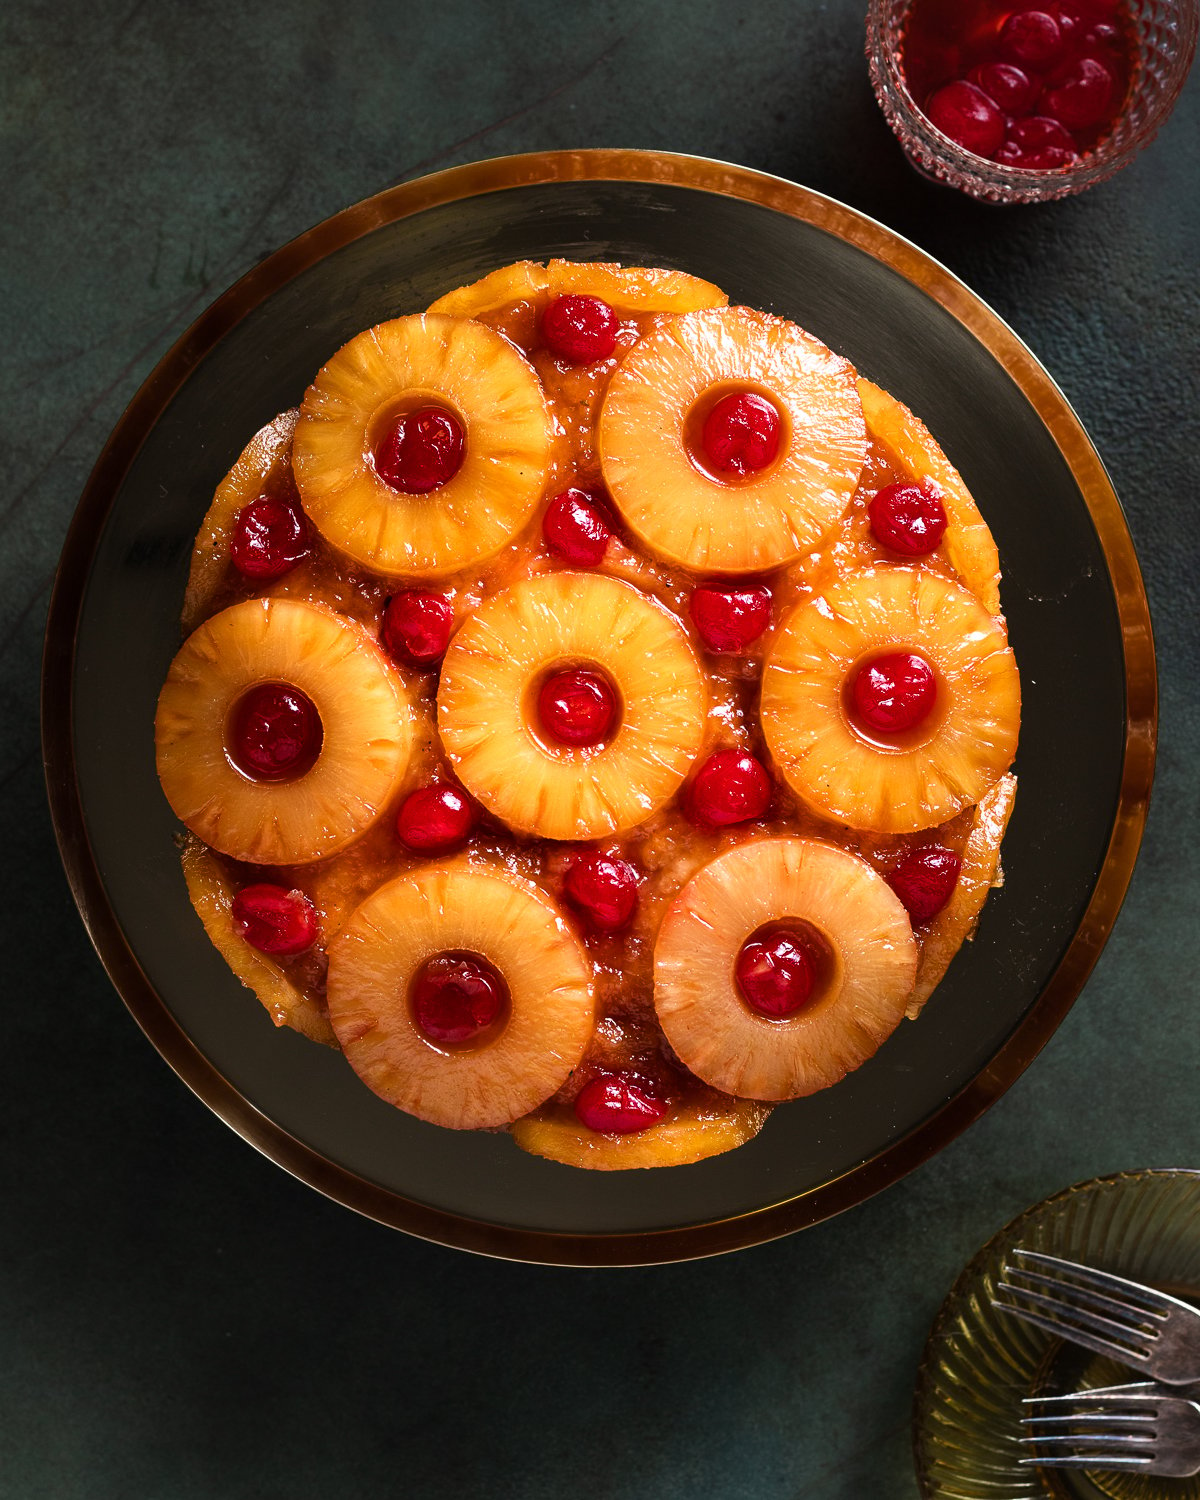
<box><xmin>869</xmin><ymin>482</ymin><xmax>947</xmax><ymax>557</ymax></box>
<box><xmin>231</xmin><ymin>884</ymin><xmax>319</xmax><ymax>956</ymax></box>
<box><xmin>925</xmin><ymin>80</ymin><xmax>1005</xmax><ymax>156</ymax></box>
<box><xmin>397</xmin><ymin>784</ymin><xmax>474</xmax><ymax>853</ymax></box>
<box><xmin>689</xmin><ymin>750</ymin><xmax>772</xmax><ymax>827</ymax></box>
<box><xmin>542</xmin><ymin>294</ymin><xmax>619</xmax><ymax>364</ymax></box>
<box><xmin>374</xmin><ymin>406</ymin><xmax>464</xmax><ymax>493</ymax></box>
<box><xmin>230</xmin><ymin>493</ymin><xmax>310</xmax><ymax>580</ymax></box>
<box><xmin>411</xmin><ymin>952</ymin><xmax>508</xmax><ymax>1046</ymax></box>
<box><xmin>701</xmin><ymin>392</ymin><xmax>783</xmax><ymax>477</ymax></box>
<box><xmin>228</xmin><ymin>683</ymin><xmax>323</xmax><ymax>781</ymax></box>
<box><xmin>381</xmin><ymin>590</ymin><xmax>454</xmax><ymax>667</ymax></box>
<box><xmin>888</xmin><ymin>846</ymin><xmax>962</xmax><ymax>924</ymax></box>
<box><xmin>690</xmin><ymin>583</ymin><xmax>772</xmax><ymax>652</ymax></box>
<box><xmin>543</xmin><ymin>488</ymin><xmax>612</xmax><ymax>566</ymax></box>
<box><xmin>850</xmin><ymin>653</ymin><xmax>937</xmax><ymax>737</ymax></box>
<box><xmin>538</xmin><ymin>668</ymin><xmax>618</xmax><ymax>748</ymax></box>
<box><xmin>735</xmin><ymin>927</ymin><xmax>819</xmax><ymax>1018</ymax></box>
<box><xmin>574</xmin><ymin>1074</ymin><xmax>669</xmax><ymax>1134</ymax></box>
<box><xmin>563</xmin><ymin>852</ymin><xmax>639</xmax><ymax>932</ymax></box>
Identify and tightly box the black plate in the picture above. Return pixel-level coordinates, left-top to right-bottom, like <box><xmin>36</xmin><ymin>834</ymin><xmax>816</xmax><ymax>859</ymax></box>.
<box><xmin>42</xmin><ymin>151</ymin><xmax>1155</xmax><ymax>1265</ymax></box>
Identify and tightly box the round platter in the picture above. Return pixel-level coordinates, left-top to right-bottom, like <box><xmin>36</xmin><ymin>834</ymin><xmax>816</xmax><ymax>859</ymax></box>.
<box><xmin>42</xmin><ymin>150</ymin><xmax>1156</xmax><ymax>1266</ymax></box>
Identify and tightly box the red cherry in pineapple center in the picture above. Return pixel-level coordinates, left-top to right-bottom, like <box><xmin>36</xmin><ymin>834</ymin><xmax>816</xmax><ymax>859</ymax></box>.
<box><xmin>410</xmin><ymin>951</ymin><xmax>509</xmax><ymax>1047</ymax></box>
<box><xmin>227</xmin><ymin>682</ymin><xmax>323</xmax><ymax>782</ymax></box>
<box><xmin>538</xmin><ymin>667</ymin><xmax>619</xmax><ymax>748</ymax></box>
<box><xmin>374</xmin><ymin>405</ymin><xmax>464</xmax><ymax>494</ymax></box>
<box><xmin>701</xmin><ymin>391</ymin><xmax>783</xmax><ymax>477</ymax></box>
<box><xmin>849</xmin><ymin>652</ymin><xmax>938</xmax><ymax>737</ymax></box>
<box><xmin>574</xmin><ymin>1074</ymin><xmax>669</xmax><ymax>1134</ymax></box>
<box><xmin>735</xmin><ymin>925</ymin><xmax>823</xmax><ymax>1019</ymax></box>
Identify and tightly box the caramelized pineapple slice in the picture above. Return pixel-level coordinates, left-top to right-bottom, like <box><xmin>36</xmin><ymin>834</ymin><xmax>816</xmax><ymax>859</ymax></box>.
<box><xmin>599</xmin><ymin>306</ymin><xmax>866</xmax><ymax>572</ymax></box>
<box><xmin>761</xmin><ymin>567</ymin><xmax>1020</xmax><ymax>834</ymax></box>
<box><xmin>858</xmin><ymin>379</ymin><xmax>1001</xmax><ymax>616</ymax></box>
<box><xmin>428</xmin><ymin>259</ymin><xmax>727</xmax><ymax>319</ymax></box>
<box><xmin>179</xmin><ymin>834</ymin><xmax>335</xmax><ymax>1046</ymax></box>
<box><xmin>654</xmin><ymin>839</ymin><xmax>917</xmax><ymax>1100</ymax></box>
<box><xmin>326</xmin><ymin>865</ymin><xmax>594</xmax><ymax>1130</ymax></box>
<box><xmin>511</xmin><ymin>1095</ymin><xmax>771</xmax><ymax>1170</ymax></box>
<box><xmin>156</xmin><ymin>598</ymin><xmax>412</xmax><ymax>864</ymax></box>
<box><xmin>293</xmin><ymin>314</ymin><xmax>551</xmax><ymax>577</ymax></box>
<box><xmin>438</xmin><ymin>572</ymin><xmax>707</xmax><ymax>840</ymax></box>
<box><xmin>909</xmin><ymin>773</ymin><xmax>1017</xmax><ymax>1016</ymax></box>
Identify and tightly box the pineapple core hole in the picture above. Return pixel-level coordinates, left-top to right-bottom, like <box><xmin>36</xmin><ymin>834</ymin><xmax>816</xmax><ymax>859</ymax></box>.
<box><xmin>842</xmin><ymin>647</ymin><xmax>945</xmax><ymax>752</ymax></box>
<box><xmin>225</xmin><ymin>682</ymin><xmax>324</xmax><ymax>784</ymax></box>
<box><xmin>735</xmin><ymin>920</ymin><xmax>837</xmax><ymax>1021</ymax></box>
<box><xmin>409</xmin><ymin>951</ymin><xmax>511</xmax><ymax>1053</ymax></box>
<box><xmin>685</xmin><ymin>383</ymin><xmax>789</xmax><ymax>485</ymax></box>
<box><xmin>367</xmin><ymin>394</ymin><xmax>466</xmax><ymax>495</ymax></box>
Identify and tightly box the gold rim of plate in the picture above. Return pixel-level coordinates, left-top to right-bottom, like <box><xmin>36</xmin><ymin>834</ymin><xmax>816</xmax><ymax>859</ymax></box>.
<box><xmin>41</xmin><ymin>149</ymin><xmax>1157</xmax><ymax>1266</ymax></box>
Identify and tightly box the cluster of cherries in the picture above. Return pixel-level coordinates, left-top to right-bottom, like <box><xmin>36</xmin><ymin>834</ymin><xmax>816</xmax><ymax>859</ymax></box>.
<box><xmin>909</xmin><ymin>1</ymin><xmax>1132</xmax><ymax>169</ymax></box>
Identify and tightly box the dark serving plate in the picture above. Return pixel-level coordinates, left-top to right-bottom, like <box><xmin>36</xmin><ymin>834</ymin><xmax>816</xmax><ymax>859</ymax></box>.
<box><xmin>42</xmin><ymin>150</ymin><xmax>1156</xmax><ymax>1266</ymax></box>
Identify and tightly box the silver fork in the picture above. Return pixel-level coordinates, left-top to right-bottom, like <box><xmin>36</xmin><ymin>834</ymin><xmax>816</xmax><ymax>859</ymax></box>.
<box><xmin>992</xmin><ymin>1249</ymin><xmax>1200</xmax><ymax>1384</ymax></box>
<box><xmin>1020</xmin><ymin>1391</ymin><xmax>1200</xmax><ymax>1475</ymax></box>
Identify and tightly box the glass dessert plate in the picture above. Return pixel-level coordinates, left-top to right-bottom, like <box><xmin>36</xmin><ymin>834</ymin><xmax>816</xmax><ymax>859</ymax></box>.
<box><xmin>42</xmin><ymin>150</ymin><xmax>1155</xmax><ymax>1265</ymax></box>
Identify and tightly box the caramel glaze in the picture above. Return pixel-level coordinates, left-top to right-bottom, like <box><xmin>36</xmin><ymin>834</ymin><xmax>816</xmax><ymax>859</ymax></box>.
<box><xmin>191</xmin><ymin>302</ymin><xmax>984</xmax><ymax>1125</ymax></box>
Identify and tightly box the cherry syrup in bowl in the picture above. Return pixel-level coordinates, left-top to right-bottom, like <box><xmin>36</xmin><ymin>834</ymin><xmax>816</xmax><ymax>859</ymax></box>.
<box><xmin>866</xmin><ymin>0</ymin><xmax>1197</xmax><ymax>202</ymax></box>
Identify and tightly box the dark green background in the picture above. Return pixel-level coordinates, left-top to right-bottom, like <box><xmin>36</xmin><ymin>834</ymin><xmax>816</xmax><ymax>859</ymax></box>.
<box><xmin>3</xmin><ymin>3</ymin><xmax>1197</xmax><ymax>1496</ymax></box>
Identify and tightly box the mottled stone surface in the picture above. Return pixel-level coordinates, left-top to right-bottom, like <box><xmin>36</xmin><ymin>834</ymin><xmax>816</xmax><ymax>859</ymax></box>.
<box><xmin>1</xmin><ymin>2</ymin><xmax>1197</xmax><ymax>1496</ymax></box>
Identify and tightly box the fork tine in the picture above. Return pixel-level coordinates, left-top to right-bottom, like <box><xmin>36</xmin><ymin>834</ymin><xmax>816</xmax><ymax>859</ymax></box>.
<box><xmin>1024</xmin><ymin>1385</ymin><xmax>1157</xmax><ymax>1404</ymax></box>
<box><xmin>1012</xmin><ymin>1250</ymin><xmax>1175</xmax><ymax>1314</ymax></box>
<box><xmin>1018</xmin><ymin>1455</ymin><xmax>1153</xmax><ymax>1470</ymax></box>
<box><xmin>993</xmin><ymin>1282</ymin><xmax>1154</xmax><ymax>1359</ymax></box>
<box><xmin>988</xmin><ymin>1298</ymin><xmax>1152</xmax><ymax>1365</ymax></box>
<box><xmin>1006</xmin><ymin>1265</ymin><xmax>1166</xmax><ymax>1330</ymax></box>
<box><xmin>1021</xmin><ymin>1414</ymin><xmax>1158</xmax><ymax>1431</ymax></box>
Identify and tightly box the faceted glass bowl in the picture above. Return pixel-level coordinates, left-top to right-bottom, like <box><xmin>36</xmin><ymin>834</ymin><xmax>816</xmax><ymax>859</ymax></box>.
<box><xmin>866</xmin><ymin>0</ymin><xmax>1199</xmax><ymax>203</ymax></box>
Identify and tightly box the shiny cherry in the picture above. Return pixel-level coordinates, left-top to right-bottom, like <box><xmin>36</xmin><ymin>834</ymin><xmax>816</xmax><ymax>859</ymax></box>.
<box><xmin>381</xmin><ymin>590</ymin><xmax>454</xmax><ymax>667</ymax></box>
<box><xmin>701</xmin><ymin>392</ymin><xmax>783</xmax><ymax>477</ymax></box>
<box><xmin>542</xmin><ymin>294</ymin><xmax>619</xmax><ymax>364</ymax></box>
<box><xmin>1041</xmin><ymin>55</ymin><xmax>1117</xmax><ymax>129</ymax></box>
<box><xmin>869</xmin><ymin>482</ymin><xmax>948</xmax><ymax>556</ymax></box>
<box><xmin>850</xmin><ymin>653</ymin><xmax>937</xmax><ymax>737</ymax></box>
<box><xmin>397</xmin><ymin>784</ymin><xmax>474</xmax><ymax>853</ymax></box>
<box><xmin>925</xmin><ymin>80</ymin><xmax>1005</xmax><ymax>156</ymax></box>
<box><xmin>227</xmin><ymin>683</ymin><xmax>322</xmax><ymax>781</ymax></box>
<box><xmin>563</xmin><ymin>852</ymin><xmax>639</xmax><ymax>932</ymax></box>
<box><xmin>374</xmin><ymin>406</ymin><xmax>464</xmax><ymax>493</ymax></box>
<box><xmin>538</xmin><ymin>668</ymin><xmax>618</xmax><ymax>748</ymax></box>
<box><xmin>688</xmin><ymin>749</ymin><xmax>771</xmax><ymax>827</ymax></box>
<box><xmin>230</xmin><ymin>493</ymin><xmax>310</xmax><ymax>580</ymax></box>
<box><xmin>966</xmin><ymin>61</ymin><xmax>1038</xmax><ymax>115</ymax></box>
<box><xmin>689</xmin><ymin>583</ymin><xmax>772</xmax><ymax>652</ymax></box>
<box><xmin>735</xmin><ymin>928</ymin><xmax>819</xmax><ymax>1019</ymax></box>
<box><xmin>888</xmin><ymin>846</ymin><xmax>962</xmax><ymax>925</ymax></box>
<box><xmin>231</xmin><ymin>884</ymin><xmax>319</xmax><ymax>956</ymax></box>
<box><xmin>996</xmin><ymin>114</ymin><xmax>1079</xmax><ymax>167</ymax></box>
<box><xmin>411</xmin><ymin>952</ymin><xmax>508</xmax><ymax>1046</ymax></box>
<box><xmin>999</xmin><ymin>10</ymin><xmax>1066</xmax><ymax>69</ymax></box>
<box><xmin>543</xmin><ymin>488</ymin><xmax>612</xmax><ymax>566</ymax></box>
<box><xmin>574</xmin><ymin>1074</ymin><xmax>669</xmax><ymax>1134</ymax></box>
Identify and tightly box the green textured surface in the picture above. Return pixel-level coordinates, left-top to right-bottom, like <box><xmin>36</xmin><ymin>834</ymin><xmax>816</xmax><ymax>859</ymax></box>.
<box><xmin>3</xmin><ymin>2</ymin><xmax>1198</xmax><ymax>1497</ymax></box>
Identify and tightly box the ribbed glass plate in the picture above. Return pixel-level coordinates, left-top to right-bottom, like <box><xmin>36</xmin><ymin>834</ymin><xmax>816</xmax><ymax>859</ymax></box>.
<box><xmin>915</xmin><ymin>1170</ymin><xmax>1200</xmax><ymax>1500</ymax></box>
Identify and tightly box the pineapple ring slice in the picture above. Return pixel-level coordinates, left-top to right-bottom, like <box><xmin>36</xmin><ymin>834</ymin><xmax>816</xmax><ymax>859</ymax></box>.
<box><xmin>156</xmin><ymin>598</ymin><xmax>413</xmax><ymax>865</ymax></box>
<box><xmin>326</xmin><ymin>865</ymin><xmax>594</xmax><ymax>1130</ymax></box>
<box><xmin>292</xmin><ymin>314</ymin><xmax>551</xmax><ymax>578</ymax></box>
<box><xmin>654</xmin><ymin>838</ymin><xmax>918</xmax><ymax>1101</ymax></box>
<box><xmin>438</xmin><ymin>572</ymin><xmax>707</xmax><ymax>841</ymax></box>
<box><xmin>761</xmin><ymin>566</ymin><xmax>1020</xmax><ymax>834</ymax></box>
<box><xmin>427</xmin><ymin>259</ymin><xmax>728</xmax><ymax>319</ymax></box>
<box><xmin>598</xmin><ymin>306</ymin><xmax>867</xmax><ymax>573</ymax></box>
<box><xmin>511</xmin><ymin>1096</ymin><xmax>772</xmax><ymax>1171</ymax></box>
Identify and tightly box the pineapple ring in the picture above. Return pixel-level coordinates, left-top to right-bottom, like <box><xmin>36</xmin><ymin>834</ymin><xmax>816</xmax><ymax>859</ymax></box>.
<box><xmin>761</xmin><ymin>566</ymin><xmax>1020</xmax><ymax>834</ymax></box>
<box><xmin>293</xmin><ymin>314</ymin><xmax>551</xmax><ymax>578</ymax></box>
<box><xmin>654</xmin><ymin>838</ymin><xmax>918</xmax><ymax>1101</ymax></box>
<box><xmin>428</xmin><ymin>259</ymin><xmax>729</xmax><ymax>319</ymax></box>
<box><xmin>598</xmin><ymin>306</ymin><xmax>867</xmax><ymax>573</ymax></box>
<box><xmin>511</xmin><ymin>1096</ymin><xmax>772</xmax><ymax>1170</ymax></box>
<box><xmin>156</xmin><ymin>598</ymin><xmax>413</xmax><ymax>865</ymax></box>
<box><xmin>438</xmin><ymin>572</ymin><xmax>707</xmax><ymax>841</ymax></box>
<box><xmin>326</xmin><ymin>866</ymin><xmax>594</xmax><ymax>1130</ymax></box>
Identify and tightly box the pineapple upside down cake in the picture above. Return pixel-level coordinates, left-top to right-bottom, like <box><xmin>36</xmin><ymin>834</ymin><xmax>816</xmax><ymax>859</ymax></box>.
<box><xmin>155</xmin><ymin>259</ymin><xmax>1020</xmax><ymax>1170</ymax></box>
